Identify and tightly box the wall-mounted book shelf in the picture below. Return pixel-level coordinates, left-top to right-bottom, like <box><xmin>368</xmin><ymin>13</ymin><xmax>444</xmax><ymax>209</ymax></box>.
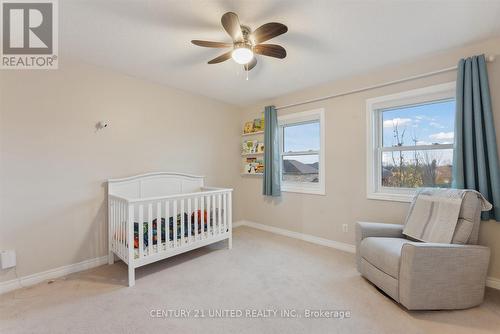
<box><xmin>241</xmin><ymin>117</ymin><xmax>265</xmax><ymax>177</ymax></box>
<box><xmin>242</xmin><ymin>131</ymin><xmax>264</xmax><ymax>137</ymax></box>
<box><xmin>241</xmin><ymin>152</ymin><xmax>264</xmax><ymax>156</ymax></box>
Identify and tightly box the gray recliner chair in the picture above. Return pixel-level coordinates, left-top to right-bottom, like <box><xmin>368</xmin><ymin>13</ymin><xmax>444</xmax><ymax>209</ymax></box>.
<box><xmin>355</xmin><ymin>192</ymin><xmax>490</xmax><ymax>310</ymax></box>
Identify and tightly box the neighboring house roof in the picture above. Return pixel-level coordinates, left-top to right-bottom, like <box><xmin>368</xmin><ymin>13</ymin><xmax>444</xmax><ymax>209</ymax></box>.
<box><xmin>283</xmin><ymin>160</ymin><xmax>318</xmax><ymax>174</ymax></box>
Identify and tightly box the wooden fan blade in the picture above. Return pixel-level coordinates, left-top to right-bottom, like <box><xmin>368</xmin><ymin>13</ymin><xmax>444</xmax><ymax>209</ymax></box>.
<box><xmin>244</xmin><ymin>57</ymin><xmax>257</xmax><ymax>71</ymax></box>
<box><xmin>221</xmin><ymin>12</ymin><xmax>243</xmax><ymax>42</ymax></box>
<box><xmin>254</xmin><ymin>44</ymin><xmax>286</xmax><ymax>59</ymax></box>
<box><xmin>252</xmin><ymin>22</ymin><xmax>288</xmax><ymax>44</ymax></box>
<box><xmin>207</xmin><ymin>51</ymin><xmax>233</xmax><ymax>64</ymax></box>
<box><xmin>191</xmin><ymin>40</ymin><xmax>233</xmax><ymax>48</ymax></box>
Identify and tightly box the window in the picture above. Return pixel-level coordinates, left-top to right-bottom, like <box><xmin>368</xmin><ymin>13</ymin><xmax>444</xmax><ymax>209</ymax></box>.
<box><xmin>278</xmin><ymin>108</ymin><xmax>325</xmax><ymax>195</ymax></box>
<box><xmin>366</xmin><ymin>82</ymin><xmax>456</xmax><ymax>202</ymax></box>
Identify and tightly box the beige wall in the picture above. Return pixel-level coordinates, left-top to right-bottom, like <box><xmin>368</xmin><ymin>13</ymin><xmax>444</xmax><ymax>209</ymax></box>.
<box><xmin>0</xmin><ymin>60</ymin><xmax>241</xmax><ymax>282</ymax></box>
<box><xmin>236</xmin><ymin>37</ymin><xmax>500</xmax><ymax>280</ymax></box>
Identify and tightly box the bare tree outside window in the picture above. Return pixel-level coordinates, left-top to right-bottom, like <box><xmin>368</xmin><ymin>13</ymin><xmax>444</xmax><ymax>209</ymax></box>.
<box><xmin>382</xmin><ymin>116</ymin><xmax>453</xmax><ymax>189</ymax></box>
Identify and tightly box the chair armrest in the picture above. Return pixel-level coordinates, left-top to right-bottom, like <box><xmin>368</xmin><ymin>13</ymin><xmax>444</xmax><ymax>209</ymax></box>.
<box><xmin>399</xmin><ymin>243</ymin><xmax>490</xmax><ymax>310</ymax></box>
<box><xmin>355</xmin><ymin>222</ymin><xmax>404</xmax><ymax>243</ymax></box>
<box><xmin>355</xmin><ymin>222</ymin><xmax>404</xmax><ymax>272</ymax></box>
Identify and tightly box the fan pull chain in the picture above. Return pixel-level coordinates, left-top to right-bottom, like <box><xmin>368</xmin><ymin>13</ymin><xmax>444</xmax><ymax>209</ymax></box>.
<box><xmin>246</xmin><ymin>70</ymin><xmax>249</xmax><ymax>81</ymax></box>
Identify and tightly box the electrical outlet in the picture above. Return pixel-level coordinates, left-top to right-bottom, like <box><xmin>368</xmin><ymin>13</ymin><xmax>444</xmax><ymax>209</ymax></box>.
<box><xmin>0</xmin><ymin>250</ymin><xmax>16</xmax><ymax>269</ymax></box>
<box><xmin>342</xmin><ymin>224</ymin><xmax>348</xmax><ymax>233</ymax></box>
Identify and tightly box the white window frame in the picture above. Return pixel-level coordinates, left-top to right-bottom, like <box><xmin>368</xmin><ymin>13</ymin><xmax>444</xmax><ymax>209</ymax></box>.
<box><xmin>278</xmin><ymin>108</ymin><xmax>325</xmax><ymax>195</ymax></box>
<box><xmin>366</xmin><ymin>82</ymin><xmax>456</xmax><ymax>202</ymax></box>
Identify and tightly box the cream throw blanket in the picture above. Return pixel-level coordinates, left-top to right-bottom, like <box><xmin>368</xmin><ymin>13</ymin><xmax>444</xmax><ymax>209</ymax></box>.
<box><xmin>403</xmin><ymin>188</ymin><xmax>492</xmax><ymax>243</ymax></box>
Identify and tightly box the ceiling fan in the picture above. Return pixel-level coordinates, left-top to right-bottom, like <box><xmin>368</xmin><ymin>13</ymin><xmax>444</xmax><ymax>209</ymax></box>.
<box><xmin>191</xmin><ymin>12</ymin><xmax>288</xmax><ymax>71</ymax></box>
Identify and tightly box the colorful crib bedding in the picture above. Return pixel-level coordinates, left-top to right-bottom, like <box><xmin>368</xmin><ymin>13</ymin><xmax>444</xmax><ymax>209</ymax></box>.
<box><xmin>133</xmin><ymin>209</ymin><xmax>222</xmax><ymax>249</ymax></box>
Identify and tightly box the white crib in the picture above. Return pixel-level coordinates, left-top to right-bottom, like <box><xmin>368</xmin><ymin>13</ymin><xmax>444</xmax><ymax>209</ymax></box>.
<box><xmin>107</xmin><ymin>172</ymin><xmax>232</xmax><ymax>286</ymax></box>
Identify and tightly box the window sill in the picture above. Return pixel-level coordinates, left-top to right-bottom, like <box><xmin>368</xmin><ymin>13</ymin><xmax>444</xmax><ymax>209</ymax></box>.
<box><xmin>367</xmin><ymin>192</ymin><xmax>413</xmax><ymax>203</ymax></box>
<box><xmin>282</xmin><ymin>185</ymin><xmax>325</xmax><ymax>196</ymax></box>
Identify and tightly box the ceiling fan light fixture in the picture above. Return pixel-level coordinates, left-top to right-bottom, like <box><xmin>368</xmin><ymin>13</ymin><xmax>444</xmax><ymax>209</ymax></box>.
<box><xmin>231</xmin><ymin>47</ymin><xmax>254</xmax><ymax>64</ymax></box>
<box><xmin>192</xmin><ymin>12</ymin><xmax>288</xmax><ymax>71</ymax></box>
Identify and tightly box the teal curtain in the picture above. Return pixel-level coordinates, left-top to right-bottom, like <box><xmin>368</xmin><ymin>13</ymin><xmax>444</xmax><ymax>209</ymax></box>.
<box><xmin>453</xmin><ymin>54</ymin><xmax>500</xmax><ymax>221</ymax></box>
<box><xmin>263</xmin><ymin>106</ymin><xmax>281</xmax><ymax>196</ymax></box>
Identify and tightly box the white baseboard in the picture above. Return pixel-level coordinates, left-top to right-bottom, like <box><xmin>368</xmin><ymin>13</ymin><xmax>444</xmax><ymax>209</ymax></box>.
<box><xmin>0</xmin><ymin>255</ymin><xmax>108</xmax><ymax>295</ymax></box>
<box><xmin>234</xmin><ymin>220</ymin><xmax>500</xmax><ymax>290</ymax></box>
<box><xmin>234</xmin><ymin>220</ymin><xmax>356</xmax><ymax>253</ymax></box>
<box><xmin>486</xmin><ymin>277</ymin><xmax>500</xmax><ymax>290</ymax></box>
<box><xmin>232</xmin><ymin>221</ymin><xmax>246</xmax><ymax>228</ymax></box>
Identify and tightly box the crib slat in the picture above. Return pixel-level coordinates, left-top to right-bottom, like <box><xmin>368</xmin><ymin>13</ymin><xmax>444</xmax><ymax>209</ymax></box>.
<box><xmin>116</xmin><ymin>200</ymin><xmax>120</xmax><ymax>257</ymax></box>
<box><xmin>116</xmin><ymin>201</ymin><xmax>125</xmax><ymax>258</ymax></box>
<box><xmin>228</xmin><ymin>192</ymin><xmax>232</xmax><ymax>248</ymax></box>
<box><xmin>206</xmin><ymin>196</ymin><xmax>211</xmax><ymax>238</ymax></box>
<box><xmin>148</xmin><ymin>204</ymin><xmax>153</xmax><ymax>255</ymax></box>
<box><xmin>122</xmin><ymin>201</ymin><xmax>127</xmax><ymax>258</ymax></box>
<box><xmin>128</xmin><ymin>204</ymin><xmax>134</xmax><ymax>262</ymax></box>
<box><xmin>212</xmin><ymin>195</ymin><xmax>216</xmax><ymax>236</ymax></box>
<box><xmin>201</xmin><ymin>196</ymin><xmax>205</xmax><ymax>239</ymax></box>
<box><xmin>110</xmin><ymin>199</ymin><xmax>114</xmax><ymax>253</ymax></box>
<box><xmin>123</xmin><ymin>202</ymin><xmax>127</xmax><ymax>257</ymax></box>
<box><xmin>165</xmin><ymin>201</ymin><xmax>170</xmax><ymax>249</ymax></box>
<box><xmin>180</xmin><ymin>199</ymin><xmax>185</xmax><ymax>245</ymax></box>
<box><xmin>123</xmin><ymin>202</ymin><xmax>127</xmax><ymax>256</ymax></box>
<box><xmin>187</xmin><ymin>198</ymin><xmax>192</xmax><ymax>244</ymax></box>
<box><xmin>117</xmin><ymin>200</ymin><xmax>121</xmax><ymax>258</ymax></box>
<box><xmin>110</xmin><ymin>199</ymin><xmax>115</xmax><ymax>256</ymax></box>
<box><xmin>115</xmin><ymin>200</ymin><xmax>119</xmax><ymax>258</ymax></box>
<box><xmin>223</xmin><ymin>193</ymin><xmax>227</xmax><ymax>233</ymax></box>
<box><xmin>173</xmin><ymin>200</ymin><xmax>177</xmax><ymax>248</ymax></box>
<box><xmin>156</xmin><ymin>202</ymin><xmax>162</xmax><ymax>253</ymax></box>
<box><xmin>194</xmin><ymin>197</ymin><xmax>198</xmax><ymax>239</ymax></box>
<box><xmin>218</xmin><ymin>194</ymin><xmax>222</xmax><ymax>235</ymax></box>
<box><xmin>118</xmin><ymin>201</ymin><xmax>126</xmax><ymax>258</ymax></box>
<box><xmin>138</xmin><ymin>204</ymin><xmax>144</xmax><ymax>258</ymax></box>
<box><xmin>211</xmin><ymin>195</ymin><xmax>215</xmax><ymax>235</ymax></box>
<box><xmin>211</xmin><ymin>195</ymin><xmax>215</xmax><ymax>236</ymax></box>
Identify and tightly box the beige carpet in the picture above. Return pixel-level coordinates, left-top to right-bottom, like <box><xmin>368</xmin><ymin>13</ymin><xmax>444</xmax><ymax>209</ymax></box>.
<box><xmin>1</xmin><ymin>226</ymin><xmax>500</xmax><ymax>334</ymax></box>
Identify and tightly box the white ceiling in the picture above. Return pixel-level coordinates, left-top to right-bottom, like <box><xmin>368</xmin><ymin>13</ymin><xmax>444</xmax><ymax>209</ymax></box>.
<box><xmin>61</xmin><ymin>0</ymin><xmax>500</xmax><ymax>106</ymax></box>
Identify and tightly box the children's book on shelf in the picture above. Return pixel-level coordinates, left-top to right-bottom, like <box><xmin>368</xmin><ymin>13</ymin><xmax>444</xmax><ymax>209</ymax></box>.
<box><xmin>253</xmin><ymin>118</ymin><xmax>262</xmax><ymax>131</ymax></box>
<box><xmin>243</xmin><ymin>122</ymin><xmax>254</xmax><ymax>134</ymax></box>
<box><xmin>243</xmin><ymin>157</ymin><xmax>264</xmax><ymax>174</ymax></box>
<box><xmin>242</xmin><ymin>140</ymin><xmax>260</xmax><ymax>154</ymax></box>
<box><xmin>255</xmin><ymin>161</ymin><xmax>264</xmax><ymax>173</ymax></box>
<box><xmin>242</xmin><ymin>115</ymin><xmax>265</xmax><ymax>134</ymax></box>
<box><xmin>257</xmin><ymin>142</ymin><xmax>265</xmax><ymax>153</ymax></box>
